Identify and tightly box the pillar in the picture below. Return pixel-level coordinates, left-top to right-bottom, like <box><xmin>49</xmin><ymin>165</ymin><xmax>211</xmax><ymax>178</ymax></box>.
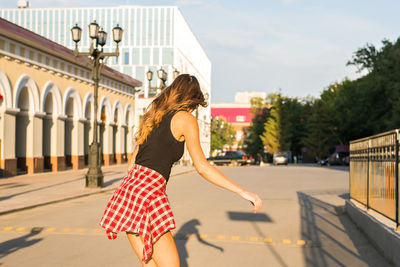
<box><xmin>102</xmin><ymin>123</ymin><xmax>113</xmax><ymax>166</ymax></box>
<box><xmin>1</xmin><ymin>110</ymin><xmax>17</xmax><ymax>176</ymax></box>
<box><xmin>25</xmin><ymin>113</ymin><xmax>44</xmax><ymax>174</ymax></box>
<box><xmin>50</xmin><ymin>116</ymin><xmax>66</xmax><ymax>172</ymax></box>
<box><xmin>71</xmin><ymin>119</ymin><xmax>85</xmax><ymax>170</ymax></box>
<box><xmin>115</xmin><ymin>125</ymin><xmax>123</xmax><ymax>164</ymax></box>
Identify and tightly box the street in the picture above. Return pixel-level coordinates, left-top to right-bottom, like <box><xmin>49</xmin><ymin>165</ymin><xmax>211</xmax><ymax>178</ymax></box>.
<box><xmin>0</xmin><ymin>165</ymin><xmax>392</xmax><ymax>267</ymax></box>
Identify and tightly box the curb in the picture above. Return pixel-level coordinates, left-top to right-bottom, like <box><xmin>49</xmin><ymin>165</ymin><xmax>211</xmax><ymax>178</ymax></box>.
<box><xmin>345</xmin><ymin>200</ymin><xmax>400</xmax><ymax>266</ymax></box>
<box><xmin>0</xmin><ymin>169</ymin><xmax>196</xmax><ymax>216</ymax></box>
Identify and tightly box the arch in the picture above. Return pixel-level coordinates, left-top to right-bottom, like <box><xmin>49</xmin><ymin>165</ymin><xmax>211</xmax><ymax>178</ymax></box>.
<box><xmin>98</xmin><ymin>96</ymin><xmax>112</xmax><ymax>124</ymax></box>
<box><xmin>63</xmin><ymin>87</ymin><xmax>83</xmax><ymax>120</ymax></box>
<box><xmin>13</xmin><ymin>74</ymin><xmax>40</xmax><ymax>113</ymax></box>
<box><xmin>0</xmin><ymin>68</ymin><xmax>13</xmax><ymax>110</ymax></box>
<box><xmin>124</xmin><ymin>103</ymin><xmax>134</xmax><ymax>127</ymax></box>
<box><xmin>83</xmin><ymin>92</ymin><xmax>94</xmax><ymax>120</ymax></box>
<box><xmin>112</xmin><ymin>100</ymin><xmax>124</xmax><ymax>126</ymax></box>
<box><xmin>41</xmin><ymin>81</ymin><xmax>62</xmax><ymax>117</ymax></box>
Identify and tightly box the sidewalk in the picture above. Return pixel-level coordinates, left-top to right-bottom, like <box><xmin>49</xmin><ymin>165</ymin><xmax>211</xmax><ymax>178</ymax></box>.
<box><xmin>0</xmin><ymin>163</ymin><xmax>195</xmax><ymax>215</ymax></box>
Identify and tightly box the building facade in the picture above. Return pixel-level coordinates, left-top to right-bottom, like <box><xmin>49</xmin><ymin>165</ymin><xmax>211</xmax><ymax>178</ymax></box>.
<box><xmin>211</xmin><ymin>92</ymin><xmax>268</xmax><ymax>151</ymax></box>
<box><xmin>234</xmin><ymin>91</ymin><xmax>266</xmax><ymax>104</ymax></box>
<box><xmin>0</xmin><ymin>4</ymin><xmax>212</xmax><ymax>158</ymax></box>
<box><xmin>211</xmin><ymin>102</ymin><xmax>254</xmax><ymax>151</ymax></box>
<box><xmin>0</xmin><ymin>18</ymin><xmax>140</xmax><ymax>176</ymax></box>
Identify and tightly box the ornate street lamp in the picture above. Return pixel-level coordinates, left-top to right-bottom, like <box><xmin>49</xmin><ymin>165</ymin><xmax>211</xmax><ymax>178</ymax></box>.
<box><xmin>157</xmin><ymin>68</ymin><xmax>167</xmax><ymax>88</ymax></box>
<box><xmin>146</xmin><ymin>67</ymin><xmax>169</xmax><ymax>96</ymax></box>
<box><xmin>173</xmin><ymin>69</ymin><xmax>180</xmax><ymax>80</ymax></box>
<box><xmin>71</xmin><ymin>21</ymin><xmax>124</xmax><ymax>188</ymax></box>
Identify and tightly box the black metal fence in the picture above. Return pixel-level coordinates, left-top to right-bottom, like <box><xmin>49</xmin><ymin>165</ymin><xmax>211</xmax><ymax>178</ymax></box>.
<box><xmin>350</xmin><ymin>130</ymin><xmax>399</xmax><ymax>229</ymax></box>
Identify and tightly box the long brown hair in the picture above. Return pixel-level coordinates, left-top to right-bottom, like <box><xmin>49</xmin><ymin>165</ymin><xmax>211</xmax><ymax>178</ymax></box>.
<box><xmin>135</xmin><ymin>74</ymin><xmax>208</xmax><ymax>144</ymax></box>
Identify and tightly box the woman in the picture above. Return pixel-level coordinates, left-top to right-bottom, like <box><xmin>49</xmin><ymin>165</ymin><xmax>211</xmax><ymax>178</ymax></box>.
<box><xmin>100</xmin><ymin>74</ymin><xmax>262</xmax><ymax>267</ymax></box>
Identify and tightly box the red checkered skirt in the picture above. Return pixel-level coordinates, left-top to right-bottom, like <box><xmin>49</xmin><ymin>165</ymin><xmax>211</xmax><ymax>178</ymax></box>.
<box><xmin>99</xmin><ymin>164</ymin><xmax>176</xmax><ymax>262</ymax></box>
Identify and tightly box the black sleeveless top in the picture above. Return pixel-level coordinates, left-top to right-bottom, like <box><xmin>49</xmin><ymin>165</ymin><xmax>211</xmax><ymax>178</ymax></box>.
<box><xmin>135</xmin><ymin>110</ymin><xmax>185</xmax><ymax>182</ymax></box>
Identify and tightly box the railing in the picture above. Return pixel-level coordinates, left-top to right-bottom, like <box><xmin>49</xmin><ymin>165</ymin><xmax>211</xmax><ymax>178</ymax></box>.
<box><xmin>350</xmin><ymin>129</ymin><xmax>399</xmax><ymax>229</ymax></box>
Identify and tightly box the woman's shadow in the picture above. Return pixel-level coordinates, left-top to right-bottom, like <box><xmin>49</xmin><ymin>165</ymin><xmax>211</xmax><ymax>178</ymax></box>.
<box><xmin>0</xmin><ymin>228</ymin><xmax>43</xmax><ymax>261</ymax></box>
<box><xmin>174</xmin><ymin>219</ymin><xmax>223</xmax><ymax>267</ymax></box>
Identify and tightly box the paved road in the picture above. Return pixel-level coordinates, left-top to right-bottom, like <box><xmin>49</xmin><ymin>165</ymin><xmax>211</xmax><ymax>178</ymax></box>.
<box><xmin>0</xmin><ymin>165</ymin><xmax>392</xmax><ymax>267</ymax></box>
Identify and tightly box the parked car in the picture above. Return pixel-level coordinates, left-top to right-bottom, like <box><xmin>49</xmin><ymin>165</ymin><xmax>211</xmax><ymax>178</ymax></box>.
<box><xmin>328</xmin><ymin>152</ymin><xmax>349</xmax><ymax>166</ymax></box>
<box><xmin>207</xmin><ymin>150</ymin><xmax>251</xmax><ymax>166</ymax></box>
<box><xmin>273</xmin><ymin>152</ymin><xmax>289</xmax><ymax>165</ymax></box>
<box><xmin>319</xmin><ymin>157</ymin><xmax>329</xmax><ymax>166</ymax></box>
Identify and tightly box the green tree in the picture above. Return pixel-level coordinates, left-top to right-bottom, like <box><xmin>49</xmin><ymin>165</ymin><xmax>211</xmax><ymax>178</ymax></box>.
<box><xmin>261</xmin><ymin>95</ymin><xmax>280</xmax><ymax>154</ymax></box>
<box><xmin>345</xmin><ymin>38</ymin><xmax>400</xmax><ymax>136</ymax></box>
<box><xmin>211</xmin><ymin>116</ymin><xmax>236</xmax><ymax>152</ymax></box>
<box><xmin>261</xmin><ymin>94</ymin><xmax>307</xmax><ymax>155</ymax></box>
<box><xmin>302</xmin><ymin>99</ymin><xmax>332</xmax><ymax>160</ymax></box>
<box><xmin>243</xmin><ymin>97</ymin><xmax>270</xmax><ymax>159</ymax></box>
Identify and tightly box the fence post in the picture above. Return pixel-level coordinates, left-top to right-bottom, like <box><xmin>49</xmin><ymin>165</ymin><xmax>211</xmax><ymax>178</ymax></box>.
<box><xmin>367</xmin><ymin>139</ymin><xmax>370</xmax><ymax>210</ymax></box>
<box><xmin>396</xmin><ymin>131</ymin><xmax>399</xmax><ymax>231</ymax></box>
<box><xmin>349</xmin><ymin>142</ymin><xmax>351</xmax><ymax>200</ymax></box>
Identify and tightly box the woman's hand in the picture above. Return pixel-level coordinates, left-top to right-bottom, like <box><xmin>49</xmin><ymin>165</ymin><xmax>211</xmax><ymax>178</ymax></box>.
<box><xmin>238</xmin><ymin>190</ymin><xmax>262</xmax><ymax>213</ymax></box>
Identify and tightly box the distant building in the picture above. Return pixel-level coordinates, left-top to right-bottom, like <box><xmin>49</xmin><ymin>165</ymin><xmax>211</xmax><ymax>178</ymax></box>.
<box><xmin>211</xmin><ymin>102</ymin><xmax>254</xmax><ymax>150</ymax></box>
<box><xmin>0</xmin><ymin>18</ymin><xmax>141</xmax><ymax>176</ymax></box>
<box><xmin>211</xmin><ymin>92</ymin><xmax>268</xmax><ymax>151</ymax></box>
<box><xmin>0</xmin><ymin>3</ymin><xmax>212</xmax><ymax>159</ymax></box>
<box><xmin>234</xmin><ymin>91</ymin><xmax>266</xmax><ymax>104</ymax></box>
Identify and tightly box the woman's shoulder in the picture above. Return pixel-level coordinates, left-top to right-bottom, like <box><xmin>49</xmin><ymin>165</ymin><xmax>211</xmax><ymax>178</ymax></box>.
<box><xmin>172</xmin><ymin>110</ymin><xmax>197</xmax><ymax>127</ymax></box>
<box><xmin>174</xmin><ymin>110</ymin><xmax>196</xmax><ymax>120</ymax></box>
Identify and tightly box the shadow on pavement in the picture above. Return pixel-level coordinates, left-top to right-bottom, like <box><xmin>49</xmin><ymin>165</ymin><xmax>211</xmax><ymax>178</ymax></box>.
<box><xmin>227</xmin><ymin>211</ymin><xmax>272</xmax><ymax>222</ymax></box>
<box><xmin>0</xmin><ymin>228</ymin><xmax>43</xmax><ymax>261</ymax></box>
<box><xmin>0</xmin><ymin>183</ymin><xmax>27</xmax><ymax>189</ymax></box>
<box><xmin>289</xmin><ymin>164</ymin><xmax>350</xmax><ymax>172</ymax></box>
<box><xmin>0</xmin><ymin>178</ymin><xmax>82</xmax><ymax>202</ymax></box>
<box><xmin>322</xmin><ymin>166</ymin><xmax>350</xmax><ymax>172</ymax></box>
<box><xmin>103</xmin><ymin>177</ymin><xmax>123</xmax><ymax>187</ymax></box>
<box><xmin>174</xmin><ymin>219</ymin><xmax>223</xmax><ymax>267</ymax></box>
<box><xmin>226</xmin><ymin>211</ymin><xmax>289</xmax><ymax>267</ymax></box>
<box><xmin>297</xmin><ymin>191</ymin><xmax>391</xmax><ymax>267</ymax></box>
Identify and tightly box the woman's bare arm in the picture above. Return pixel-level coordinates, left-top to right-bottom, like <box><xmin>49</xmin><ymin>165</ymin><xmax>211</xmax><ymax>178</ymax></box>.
<box><xmin>176</xmin><ymin>111</ymin><xmax>262</xmax><ymax>213</ymax></box>
<box><xmin>127</xmin><ymin>144</ymin><xmax>139</xmax><ymax>172</ymax></box>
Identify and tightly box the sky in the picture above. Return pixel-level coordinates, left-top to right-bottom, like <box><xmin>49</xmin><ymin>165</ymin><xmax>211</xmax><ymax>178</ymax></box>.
<box><xmin>1</xmin><ymin>0</ymin><xmax>400</xmax><ymax>102</ymax></box>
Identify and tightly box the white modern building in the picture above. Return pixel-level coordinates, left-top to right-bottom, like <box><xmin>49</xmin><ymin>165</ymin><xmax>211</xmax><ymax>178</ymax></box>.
<box><xmin>234</xmin><ymin>91</ymin><xmax>267</xmax><ymax>104</ymax></box>
<box><xmin>0</xmin><ymin>3</ymin><xmax>212</xmax><ymax>158</ymax></box>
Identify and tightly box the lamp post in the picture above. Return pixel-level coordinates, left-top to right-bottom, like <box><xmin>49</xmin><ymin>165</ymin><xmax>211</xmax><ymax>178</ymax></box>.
<box><xmin>146</xmin><ymin>68</ymin><xmax>180</xmax><ymax>96</ymax></box>
<box><xmin>146</xmin><ymin>67</ymin><xmax>171</xmax><ymax>96</ymax></box>
<box><xmin>71</xmin><ymin>21</ymin><xmax>123</xmax><ymax>188</ymax></box>
<box><xmin>173</xmin><ymin>69</ymin><xmax>180</xmax><ymax>80</ymax></box>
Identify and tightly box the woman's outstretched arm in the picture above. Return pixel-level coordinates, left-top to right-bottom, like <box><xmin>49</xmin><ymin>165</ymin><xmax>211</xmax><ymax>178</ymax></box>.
<box><xmin>127</xmin><ymin>144</ymin><xmax>139</xmax><ymax>172</ymax></box>
<box><xmin>176</xmin><ymin>111</ymin><xmax>262</xmax><ymax>213</ymax></box>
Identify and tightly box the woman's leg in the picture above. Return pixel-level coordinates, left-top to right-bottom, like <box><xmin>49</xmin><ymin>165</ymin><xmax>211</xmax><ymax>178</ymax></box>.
<box><xmin>126</xmin><ymin>231</ymin><xmax>180</xmax><ymax>267</ymax></box>
<box><xmin>126</xmin><ymin>232</ymin><xmax>157</xmax><ymax>267</ymax></box>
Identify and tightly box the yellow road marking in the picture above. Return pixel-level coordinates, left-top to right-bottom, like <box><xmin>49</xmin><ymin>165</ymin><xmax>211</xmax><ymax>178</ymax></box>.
<box><xmin>297</xmin><ymin>240</ymin><xmax>306</xmax><ymax>245</ymax></box>
<box><xmin>0</xmin><ymin>227</ymin><xmax>311</xmax><ymax>247</ymax></box>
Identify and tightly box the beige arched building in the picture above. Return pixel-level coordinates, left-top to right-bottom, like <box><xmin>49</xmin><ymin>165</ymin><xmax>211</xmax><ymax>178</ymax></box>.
<box><xmin>0</xmin><ymin>18</ymin><xmax>141</xmax><ymax>176</ymax></box>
